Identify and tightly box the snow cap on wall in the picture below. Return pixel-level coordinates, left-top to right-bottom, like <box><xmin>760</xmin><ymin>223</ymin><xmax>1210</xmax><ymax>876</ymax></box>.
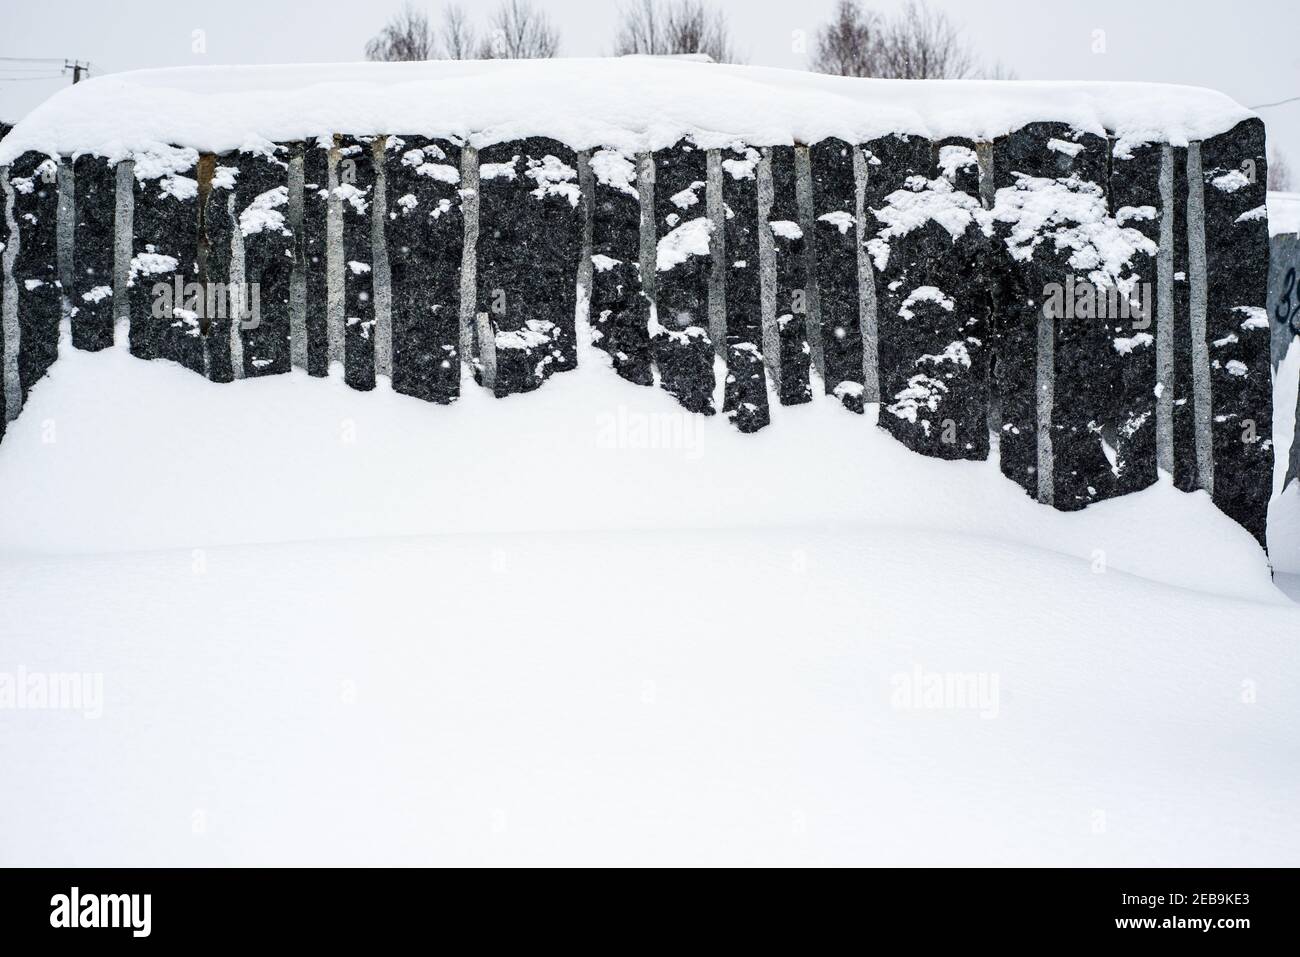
<box><xmin>0</xmin><ymin>57</ymin><xmax>1257</xmax><ymax>165</ymax></box>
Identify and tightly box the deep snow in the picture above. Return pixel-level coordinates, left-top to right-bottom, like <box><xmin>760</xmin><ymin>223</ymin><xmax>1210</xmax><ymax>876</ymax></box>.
<box><xmin>0</xmin><ymin>325</ymin><xmax>1297</xmax><ymax>864</ymax></box>
<box><xmin>0</xmin><ymin>58</ymin><xmax>1256</xmax><ymax>165</ymax></box>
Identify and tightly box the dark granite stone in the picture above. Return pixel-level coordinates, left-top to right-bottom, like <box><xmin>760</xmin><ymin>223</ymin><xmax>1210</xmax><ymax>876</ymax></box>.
<box><xmin>199</xmin><ymin>154</ymin><xmax>237</xmax><ymax>383</ymax></box>
<box><xmin>302</xmin><ymin>139</ymin><xmax>331</xmax><ymax>377</ymax></box>
<box><xmin>590</xmin><ymin>147</ymin><xmax>652</xmax><ymax>386</ymax></box>
<box><xmin>720</xmin><ymin>145</ymin><xmax>769</xmax><ymax>431</ymax></box>
<box><xmin>385</xmin><ymin>136</ymin><xmax>463</xmax><ymax>404</ymax></box>
<box><xmin>652</xmin><ymin>139</ymin><xmax>715</xmax><ymax>414</ymax></box>
<box><xmin>1170</xmin><ymin>146</ymin><xmax>1196</xmax><ymax>494</ymax></box>
<box><xmin>9</xmin><ymin>153</ymin><xmax>61</xmax><ymax>397</ymax></box>
<box><xmin>339</xmin><ymin>137</ymin><xmax>375</xmax><ymax>391</ymax></box>
<box><xmin>767</xmin><ymin>145</ymin><xmax>811</xmax><ymax>406</ymax></box>
<box><xmin>70</xmin><ymin>154</ymin><xmax>116</xmax><ymax>352</ymax></box>
<box><xmin>872</xmin><ymin>167</ymin><xmax>990</xmax><ymax>461</ymax></box>
<box><xmin>0</xmin><ymin>162</ymin><xmax>8</xmax><ymax>442</ymax></box>
<box><xmin>810</xmin><ymin>138</ymin><xmax>862</xmax><ymax>409</ymax></box>
<box><xmin>476</xmin><ymin>137</ymin><xmax>581</xmax><ymax>396</ymax></box>
<box><xmin>231</xmin><ymin>146</ymin><xmax>293</xmax><ymax>378</ymax></box>
<box><xmin>1201</xmin><ymin>119</ymin><xmax>1271</xmax><ymax>546</ymax></box>
<box><xmin>129</xmin><ymin>148</ymin><xmax>204</xmax><ymax>374</ymax></box>
<box><xmin>991</xmin><ymin>126</ymin><xmax>1126</xmax><ymax>507</ymax></box>
<box><xmin>1271</xmin><ymin>233</ymin><xmax>1300</xmax><ymax>368</ymax></box>
<box><xmin>1106</xmin><ymin>141</ymin><xmax>1161</xmax><ymax>499</ymax></box>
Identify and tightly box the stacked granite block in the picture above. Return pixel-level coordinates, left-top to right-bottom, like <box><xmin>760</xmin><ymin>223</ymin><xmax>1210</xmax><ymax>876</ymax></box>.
<box><xmin>762</xmin><ymin>146</ymin><xmax>812</xmax><ymax>406</ymax></box>
<box><xmin>198</xmin><ymin>154</ymin><xmax>237</xmax><ymax>383</ymax></box>
<box><xmin>335</xmin><ymin>137</ymin><xmax>376</xmax><ymax>391</ymax></box>
<box><xmin>475</xmin><ymin>137</ymin><xmax>582</xmax><ymax>397</ymax></box>
<box><xmin>386</xmin><ymin>136</ymin><xmax>463</xmax><ymax>403</ymax></box>
<box><xmin>1201</xmin><ymin>119</ymin><xmax>1271</xmax><ymax>546</ymax></box>
<box><xmin>651</xmin><ymin>139</ymin><xmax>715</xmax><ymax>414</ymax></box>
<box><xmin>8</xmin><ymin>153</ymin><xmax>61</xmax><ymax>397</ymax></box>
<box><xmin>128</xmin><ymin>148</ymin><xmax>204</xmax><ymax>373</ymax></box>
<box><xmin>71</xmin><ymin>154</ymin><xmax>117</xmax><ymax>352</ymax></box>
<box><xmin>719</xmin><ymin>145</ymin><xmax>770</xmax><ymax>433</ymax></box>
<box><xmin>871</xmin><ymin>139</ymin><xmax>990</xmax><ymax>460</ymax></box>
<box><xmin>302</xmin><ymin>139</ymin><xmax>332</xmax><ymax>377</ymax></box>
<box><xmin>232</xmin><ymin>145</ymin><xmax>294</xmax><ymax>378</ymax></box>
<box><xmin>810</xmin><ymin>138</ymin><xmax>864</xmax><ymax>411</ymax></box>
<box><xmin>590</xmin><ymin>147</ymin><xmax>652</xmax><ymax>386</ymax></box>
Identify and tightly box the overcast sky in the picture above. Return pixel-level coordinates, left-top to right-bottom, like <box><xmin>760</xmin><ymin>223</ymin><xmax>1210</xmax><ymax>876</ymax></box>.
<box><xmin>1</xmin><ymin>0</ymin><xmax>1297</xmax><ymax>178</ymax></box>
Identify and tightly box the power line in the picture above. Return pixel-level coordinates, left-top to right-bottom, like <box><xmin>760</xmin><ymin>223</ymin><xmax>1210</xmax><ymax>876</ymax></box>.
<box><xmin>0</xmin><ymin>56</ymin><xmax>65</xmax><ymax>63</ymax></box>
<box><xmin>1249</xmin><ymin>95</ymin><xmax>1300</xmax><ymax>109</ymax></box>
<box><xmin>0</xmin><ymin>75</ymin><xmax>65</xmax><ymax>82</ymax></box>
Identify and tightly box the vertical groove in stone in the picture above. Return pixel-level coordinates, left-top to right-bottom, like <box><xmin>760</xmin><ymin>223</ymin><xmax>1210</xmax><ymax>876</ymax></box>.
<box><xmin>195</xmin><ymin>154</ymin><xmax>214</xmax><ymax>378</ymax></box>
<box><xmin>475</xmin><ymin>310</ymin><xmax>496</xmax><ymax>390</ymax></box>
<box><xmin>794</xmin><ymin>145</ymin><xmax>824</xmax><ymax>380</ymax></box>
<box><xmin>370</xmin><ymin>137</ymin><xmax>393</xmax><ymax>381</ymax></box>
<box><xmin>756</xmin><ymin>148</ymin><xmax>781</xmax><ymax>393</ymax></box>
<box><xmin>976</xmin><ymin>143</ymin><xmax>995</xmax><ymax>210</ymax></box>
<box><xmin>287</xmin><ymin>145</ymin><xmax>307</xmax><ymax>371</ymax></box>
<box><xmin>56</xmin><ymin>158</ymin><xmax>75</xmax><ymax>326</ymax></box>
<box><xmin>458</xmin><ymin>145</ymin><xmax>480</xmax><ymax>383</ymax></box>
<box><xmin>705</xmin><ymin>148</ymin><xmax>727</xmax><ymax>357</ymax></box>
<box><xmin>575</xmin><ymin>149</ymin><xmax>594</xmax><ymax>335</ymax></box>
<box><xmin>852</xmin><ymin>147</ymin><xmax>880</xmax><ymax>403</ymax></box>
<box><xmin>1</xmin><ymin>167</ymin><xmax>20</xmax><ymax>421</ymax></box>
<box><xmin>1156</xmin><ymin>145</ymin><xmax>1176</xmax><ymax>476</ymax></box>
<box><xmin>1036</xmin><ymin>309</ymin><xmax>1054</xmax><ymax>505</ymax></box>
<box><xmin>227</xmin><ymin>192</ymin><xmax>246</xmax><ymax>379</ymax></box>
<box><xmin>112</xmin><ymin>159</ymin><xmax>134</xmax><ymax>338</ymax></box>
<box><xmin>1185</xmin><ymin>142</ymin><xmax>1214</xmax><ymax>496</ymax></box>
<box><xmin>636</xmin><ymin>151</ymin><xmax>656</xmax><ymax>305</ymax></box>
<box><xmin>325</xmin><ymin>137</ymin><xmax>345</xmax><ymax>371</ymax></box>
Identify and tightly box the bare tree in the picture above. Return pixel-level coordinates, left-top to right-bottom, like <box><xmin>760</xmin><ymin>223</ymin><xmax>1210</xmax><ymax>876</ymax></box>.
<box><xmin>811</xmin><ymin>0</ymin><xmax>1000</xmax><ymax>80</ymax></box>
<box><xmin>1269</xmin><ymin>150</ymin><xmax>1293</xmax><ymax>192</ymax></box>
<box><xmin>613</xmin><ymin>0</ymin><xmax>739</xmax><ymax>63</ymax></box>
<box><xmin>478</xmin><ymin>0</ymin><xmax>560</xmax><ymax>59</ymax></box>
<box><xmin>810</xmin><ymin>0</ymin><xmax>883</xmax><ymax>77</ymax></box>
<box><xmin>876</xmin><ymin>0</ymin><xmax>973</xmax><ymax>79</ymax></box>
<box><xmin>441</xmin><ymin>5</ymin><xmax>478</xmax><ymax>60</ymax></box>
<box><xmin>365</xmin><ymin>3</ymin><xmax>436</xmax><ymax>62</ymax></box>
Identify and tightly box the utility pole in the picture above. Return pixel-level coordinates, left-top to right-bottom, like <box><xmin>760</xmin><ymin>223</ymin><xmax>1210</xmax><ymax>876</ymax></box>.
<box><xmin>64</xmin><ymin>60</ymin><xmax>89</xmax><ymax>84</ymax></box>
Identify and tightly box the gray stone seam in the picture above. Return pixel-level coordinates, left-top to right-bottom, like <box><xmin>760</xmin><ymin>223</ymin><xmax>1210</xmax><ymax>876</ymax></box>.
<box><xmin>1155</xmin><ymin>145</ymin><xmax>1176</xmax><ymax>476</ymax></box>
<box><xmin>705</xmin><ymin>148</ymin><xmax>726</xmax><ymax>357</ymax></box>
<box><xmin>112</xmin><ymin>160</ymin><xmax>134</xmax><ymax>336</ymax></box>
<box><xmin>227</xmin><ymin>190</ymin><xmax>246</xmax><ymax>379</ymax></box>
<box><xmin>370</xmin><ymin>137</ymin><xmax>393</xmax><ymax>381</ymax></box>
<box><xmin>1036</xmin><ymin>288</ymin><xmax>1055</xmax><ymax>506</ymax></box>
<box><xmin>635</xmin><ymin>151</ymin><xmax>656</xmax><ymax>307</ymax></box>
<box><xmin>575</xmin><ymin>149</ymin><xmax>594</xmax><ymax>338</ymax></box>
<box><xmin>325</xmin><ymin>138</ymin><xmax>345</xmax><ymax>371</ymax></box>
<box><xmin>287</xmin><ymin>148</ymin><xmax>307</xmax><ymax>371</ymax></box>
<box><xmin>755</xmin><ymin>148</ymin><xmax>781</xmax><ymax>393</ymax></box>
<box><xmin>793</xmin><ymin>145</ymin><xmax>824</xmax><ymax>380</ymax></box>
<box><xmin>1</xmin><ymin>166</ymin><xmax>21</xmax><ymax>421</ymax></box>
<box><xmin>56</xmin><ymin>158</ymin><xmax>75</xmax><ymax>330</ymax></box>
<box><xmin>853</xmin><ymin>146</ymin><xmax>880</xmax><ymax>404</ymax></box>
<box><xmin>1186</xmin><ymin>142</ymin><xmax>1214</xmax><ymax>496</ymax></box>
<box><xmin>458</xmin><ymin>145</ymin><xmax>481</xmax><ymax>386</ymax></box>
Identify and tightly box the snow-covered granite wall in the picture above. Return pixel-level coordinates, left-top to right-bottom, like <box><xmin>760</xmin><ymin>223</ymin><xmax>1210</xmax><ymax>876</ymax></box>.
<box><xmin>0</xmin><ymin>69</ymin><xmax>1277</xmax><ymax>549</ymax></box>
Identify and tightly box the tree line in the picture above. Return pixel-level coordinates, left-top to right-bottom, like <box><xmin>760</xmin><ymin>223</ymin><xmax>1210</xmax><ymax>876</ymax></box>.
<box><xmin>364</xmin><ymin>0</ymin><xmax>1010</xmax><ymax>79</ymax></box>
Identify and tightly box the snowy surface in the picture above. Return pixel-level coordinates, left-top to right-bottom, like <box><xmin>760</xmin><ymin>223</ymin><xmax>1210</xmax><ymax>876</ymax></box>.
<box><xmin>1270</xmin><ymin>191</ymin><xmax>1300</xmax><ymax>237</ymax></box>
<box><xmin>0</xmin><ymin>58</ymin><xmax>1256</xmax><ymax>164</ymax></box>
<box><xmin>0</xmin><ymin>339</ymin><xmax>1297</xmax><ymax>865</ymax></box>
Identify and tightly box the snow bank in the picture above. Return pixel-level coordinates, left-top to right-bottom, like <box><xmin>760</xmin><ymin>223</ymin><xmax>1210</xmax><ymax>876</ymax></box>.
<box><xmin>0</xmin><ymin>342</ymin><xmax>1281</xmax><ymax>603</ymax></box>
<box><xmin>1270</xmin><ymin>191</ymin><xmax>1300</xmax><ymax>237</ymax></box>
<box><xmin>0</xmin><ymin>57</ymin><xmax>1256</xmax><ymax>164</ymax></box>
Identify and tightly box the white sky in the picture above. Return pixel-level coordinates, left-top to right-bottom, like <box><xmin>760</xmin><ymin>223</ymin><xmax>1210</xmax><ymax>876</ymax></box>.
<box><xmin>1</xmin><ymin>0</ymin><xmax>1297</xmax><ymax>177</ymax></box>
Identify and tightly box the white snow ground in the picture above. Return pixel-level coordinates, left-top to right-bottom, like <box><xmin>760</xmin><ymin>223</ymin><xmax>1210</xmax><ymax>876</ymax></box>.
<box><xmin>1</xmin><ymin>341</ymin><xmax>1298</xmax><ymax>866</ymax></box>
